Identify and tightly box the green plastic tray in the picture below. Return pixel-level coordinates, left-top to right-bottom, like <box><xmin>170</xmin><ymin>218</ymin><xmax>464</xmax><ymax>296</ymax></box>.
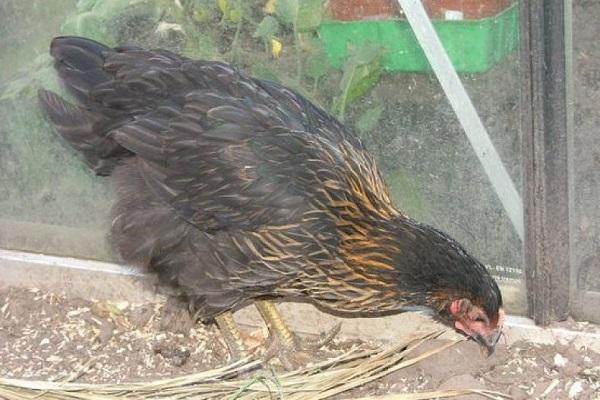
<box><xmin>318</xmin><ymin>3</ymin><xmax>519</xmax><ymax>73</ymax></box>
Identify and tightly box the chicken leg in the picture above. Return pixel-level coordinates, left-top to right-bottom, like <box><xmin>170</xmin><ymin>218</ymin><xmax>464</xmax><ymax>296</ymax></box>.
<box><xmin>214</xmin><ymin>311</ymin><xmax>248</xmax><ymax>361</ymax></box>
<box><xmin>254</xmin><ymin>300</ymin><xmax>341</xmax><ymax>370</ymax></box>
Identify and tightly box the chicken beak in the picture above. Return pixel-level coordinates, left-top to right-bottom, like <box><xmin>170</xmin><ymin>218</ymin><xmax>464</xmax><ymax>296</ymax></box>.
<box><xmin>474</xmin><ymin>328</ymin><xmax>502</xmax><ymax>356</ymax></box>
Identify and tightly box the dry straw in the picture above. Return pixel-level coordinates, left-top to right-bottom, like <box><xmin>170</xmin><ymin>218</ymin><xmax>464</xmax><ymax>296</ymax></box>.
<box><xmin>0</xmin><ymin>330</ymin><xmax>510</xmax><ymax>400</ymax></box>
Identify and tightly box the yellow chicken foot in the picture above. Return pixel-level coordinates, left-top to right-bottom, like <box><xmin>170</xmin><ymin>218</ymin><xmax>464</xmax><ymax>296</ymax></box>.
<box><xmin>214</xmin><ymin>311</ymin><xmax>248</xmax><ymax>361</ymax></box>
<box><xmin>254</xmin><ymin>300</ymin><xmax>341</xmax><ymax>370</ymax></box>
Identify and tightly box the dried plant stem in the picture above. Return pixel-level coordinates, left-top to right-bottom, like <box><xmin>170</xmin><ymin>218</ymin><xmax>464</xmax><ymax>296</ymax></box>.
<box><xmin>0</xmin><ymin>330</ymin><xmax>510</xmax><ymax>400</ymax></box>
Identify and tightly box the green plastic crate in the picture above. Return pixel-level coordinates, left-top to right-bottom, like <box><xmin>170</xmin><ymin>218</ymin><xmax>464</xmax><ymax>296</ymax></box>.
<box><xmin>318</xmin><ymin>3</ymin><xmax>519</xmax><ymax>73</ymax></box>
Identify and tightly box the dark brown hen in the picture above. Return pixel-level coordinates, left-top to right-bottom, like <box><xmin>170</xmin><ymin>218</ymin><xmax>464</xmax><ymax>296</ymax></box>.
<box><xmin>39</xmin><ymin>36</ymin><xmax>504</xmax><ymax>364</ymax></box>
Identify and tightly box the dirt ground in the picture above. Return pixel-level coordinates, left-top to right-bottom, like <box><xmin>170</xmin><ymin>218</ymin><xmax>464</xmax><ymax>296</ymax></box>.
<box><xmin>1</xmin><ymin>287</ymin><xmax>599</xmax><ymax>399</ymax></box>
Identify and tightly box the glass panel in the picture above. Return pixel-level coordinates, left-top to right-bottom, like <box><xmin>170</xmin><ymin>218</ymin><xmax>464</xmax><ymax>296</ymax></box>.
<box><xmin>0</xmin><ymin>0</ymin><xmax>526</xmax><ymax>313</ymax></box>
<box><xmin>571</xmin><ymin>1</ymin><xmax>600</xmax><ymax>320</ymax></box>
<box><xmin>0</xmin><ymin>0</ymin><xmax>115</xmax><ymax>260</ymax></box>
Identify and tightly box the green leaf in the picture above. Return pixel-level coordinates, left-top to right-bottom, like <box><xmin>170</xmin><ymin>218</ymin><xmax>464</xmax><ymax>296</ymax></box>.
<box><xmin>276</xmin><ymin>0</ymin><xmax>323</xmax><ymax>31</ymax></box>
<box><xmin>275</xmin><ymin>0</ymin><xmax>298</xmax><ymax>26</ymax></box>
<box><xmin>296</xmin><ymin>0</ymin><xmax>324</xmax><ymax>31</ymax></box>
<box><xmin>356</xmin><ymin>105</ymin><xmax>384</xmax><ymax>135</ymax></box>
<box><xmin>217</xmin><ymin>0</ymin><xmax>241</xmax><ymax>23</ymax></box>
<box><xmin>253</xmin><ymin>15</ymin><xmax>280</xmax><ymax>39</ymax></box>
<box><xmin>303</xmin><ymin>43</ymin><xmax>331</xmax><ymax>81</ymax></box>
<box><xmin>332</xmin><ymin>43</ymin><xmax>384</xmax><ymax>120</ymax></box>
<box><xmin>217</xmin><ymin>0</ymin><xmax>229</xmax><ymax>14</ymax></box>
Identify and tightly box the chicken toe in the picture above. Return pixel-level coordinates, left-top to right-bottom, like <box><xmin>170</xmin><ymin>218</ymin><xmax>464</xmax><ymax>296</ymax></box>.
<box><xmin>255</xmin><ymin>300</ymin><xmax>341</xmax><ymax>370</ymax></box>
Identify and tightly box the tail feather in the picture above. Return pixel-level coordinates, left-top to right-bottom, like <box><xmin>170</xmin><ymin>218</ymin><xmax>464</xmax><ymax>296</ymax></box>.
<box><xmin>50</xmin><ymin>37</ymin><xmax>113</xmax><ymax>102</ymax></box>
<box><xmin>38</xmin><ymin>89</ymin><xmax>95</xmax><ymax>131</ymax></box>
<box><xmin>50</xmin><ymin>36</ymin><xmax>110</xmax><ymax>71</ymax></box>
<box><xmin>40</xmin><ymin>37</ymin><xmax>131</xmax><ymax>175</ymax></box>
<box><xmin>38</xmin><ymin>88</ymin><xmax>129</xmax><ymax>175</ymax></box>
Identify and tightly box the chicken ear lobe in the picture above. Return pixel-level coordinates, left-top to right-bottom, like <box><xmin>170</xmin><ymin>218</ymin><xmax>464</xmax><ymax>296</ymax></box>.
<box><xmin>449</xmin><ymin>298</ymin><xmax>472</xmax><ymax>319</ymax></box>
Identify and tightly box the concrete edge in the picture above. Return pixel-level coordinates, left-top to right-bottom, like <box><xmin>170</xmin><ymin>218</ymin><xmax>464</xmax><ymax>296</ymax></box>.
<box><xmin>1</xmin><ymin>249</ymin><xmax>599</xmax><ymax>352</ymax></box>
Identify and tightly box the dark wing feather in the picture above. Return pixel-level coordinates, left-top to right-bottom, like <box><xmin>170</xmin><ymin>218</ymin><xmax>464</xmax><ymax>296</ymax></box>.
<box><xmin>111</xmin><ymin>102</ymin><xmax>326</xmax><ymax>232</ymax></box>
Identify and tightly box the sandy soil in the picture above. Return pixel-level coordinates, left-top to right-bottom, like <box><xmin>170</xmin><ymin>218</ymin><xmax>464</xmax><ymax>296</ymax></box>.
<box><xmin>1</xmin><ymin>287</ymin><xmax>599</xmax><ymax>399</ymax></box>
<box><xmin>0</xmin><ymin>287</ymin><xmax>374</xmax><ymax>383</ymax></box>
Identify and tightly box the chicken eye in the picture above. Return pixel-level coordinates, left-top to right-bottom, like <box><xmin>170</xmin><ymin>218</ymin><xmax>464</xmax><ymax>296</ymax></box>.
<box><xmin>474</xmin><ymin>315</ymin><xmax>487</xmax><ymax>323</ymax></box>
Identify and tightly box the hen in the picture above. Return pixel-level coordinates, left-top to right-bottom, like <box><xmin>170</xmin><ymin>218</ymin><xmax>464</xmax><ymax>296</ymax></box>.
<box><xmin>39</xmin><ymin>36</ymin><xmax>504</xmax><ymax>368</ymax></box>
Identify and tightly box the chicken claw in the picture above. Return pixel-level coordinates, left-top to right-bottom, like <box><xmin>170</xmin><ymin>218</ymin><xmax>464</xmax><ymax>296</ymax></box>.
<box><xmin>255</xmin><ymin>300</ymin><xmax>341</xmax><ymax>370</ymax></box>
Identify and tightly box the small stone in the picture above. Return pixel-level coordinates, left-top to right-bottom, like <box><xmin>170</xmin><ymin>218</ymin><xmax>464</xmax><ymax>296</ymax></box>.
<box><xmin>554</xmin><ymin>353</ymin><xmax>568</xmax><ymax>368</ymax></box>
<box><xmin>153</xmin><ymin>344</ymin><xmax>191</xmax><ymax>367</ymax></box>
<box><xmin>568</xmin><ymin>381</ymin><xmax>584</xmax><ymax>398</ymax></box>
<box><xmin>113</xmin><ymin>301</ymin><xmax>129</xmax><ymax>311</ymax></box>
